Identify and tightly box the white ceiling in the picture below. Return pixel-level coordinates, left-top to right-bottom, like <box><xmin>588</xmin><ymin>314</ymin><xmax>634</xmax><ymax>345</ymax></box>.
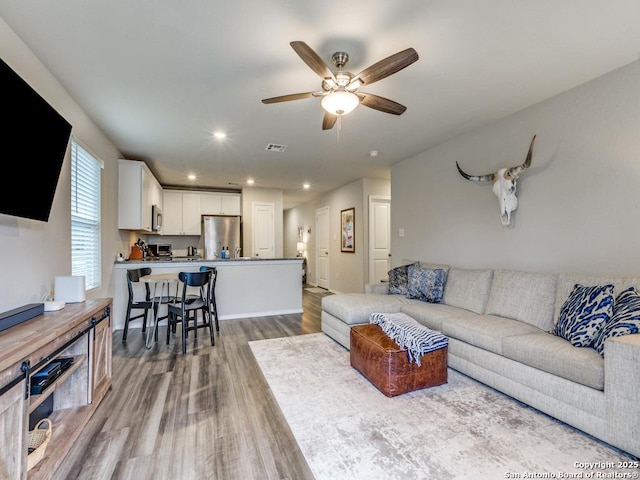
<box><xmin>2</xmin><ymin>1</ymin><xmax>640</xmax><ymax>209</ymax></box>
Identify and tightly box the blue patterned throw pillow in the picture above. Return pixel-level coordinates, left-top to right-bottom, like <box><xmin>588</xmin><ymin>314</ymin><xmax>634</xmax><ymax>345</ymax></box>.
<box><xmin>406</xmin><ymin>264</ymin><xmax>447</xmax><ymax>303</ymax></box>
<box><xmin>591</xmin><ymin>287</ymin><xmax>640</xmax><ymax>356</ymax></box>
<box><xmin>553</xmin><ymin>284</ymin><xmax>614</xmax><ymax>347</ymax></box>
<box><xmin>387</xmin><ymin>263</ymin><xmax>416</xmax><ymax>295</ymax></box>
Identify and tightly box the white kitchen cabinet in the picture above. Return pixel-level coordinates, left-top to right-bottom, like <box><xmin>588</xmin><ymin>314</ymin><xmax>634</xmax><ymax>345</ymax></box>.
<box><xmin>200</xmin><ymin>192</ymin><xmax>241</xmax><ymax>215</ymax></box>
<box><xmin>162</xmin><ymin>190</ymin><xmax>202</xmax><ymax>235</ymax></box>
<box><xmin>118</xmin><ymin>159</ymin><xmax>163</xmax><ymax>232</ymax></box>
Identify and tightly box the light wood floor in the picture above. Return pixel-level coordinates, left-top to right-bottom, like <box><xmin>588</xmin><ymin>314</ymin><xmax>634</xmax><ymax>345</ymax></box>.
<box><xmin>53</xmin><ymin>287</ymin><xmax>334</xmax><ymax>480</ymax></box>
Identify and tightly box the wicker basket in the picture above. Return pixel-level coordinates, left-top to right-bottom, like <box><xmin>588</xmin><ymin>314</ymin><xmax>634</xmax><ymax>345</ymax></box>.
<box><xmin>27</xmin><ymin>418</ymin><xmax>52</xmax><ymax>471</ymax></box>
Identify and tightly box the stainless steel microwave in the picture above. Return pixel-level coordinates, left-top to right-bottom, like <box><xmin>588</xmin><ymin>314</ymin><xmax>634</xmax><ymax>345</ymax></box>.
<box><xmin>151</xmin><ymin>204</ymin><xmax>162</xmax><ymax>232</ymax></box>
<box><xmin>148</xmin><ymin>243</ymin><xmax>172</xmax><ymax>257</ymax></box>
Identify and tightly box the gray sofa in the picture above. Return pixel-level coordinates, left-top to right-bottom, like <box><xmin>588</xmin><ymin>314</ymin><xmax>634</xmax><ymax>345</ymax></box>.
<box><xmin>321</xmin><ymin>264</ymin><xmax>640</xmax><ymax>458</ymax></box>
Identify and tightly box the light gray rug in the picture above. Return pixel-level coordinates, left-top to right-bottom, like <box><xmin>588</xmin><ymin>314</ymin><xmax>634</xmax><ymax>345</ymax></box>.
<box><xmin>249</xmin><ymin>333</ymin><xmax>635</xmax><ymax>480</ymax></box>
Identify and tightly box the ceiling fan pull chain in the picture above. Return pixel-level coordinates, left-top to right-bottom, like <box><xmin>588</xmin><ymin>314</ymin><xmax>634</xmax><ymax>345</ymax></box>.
<box><xmin>337</xmin><ymin>115</ymin><xmax>342</xmax><ymax>143</ymax></box>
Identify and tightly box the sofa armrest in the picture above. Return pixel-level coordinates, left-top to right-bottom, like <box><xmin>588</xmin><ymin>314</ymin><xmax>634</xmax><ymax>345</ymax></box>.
<box><xmin>365</xmin><ymin>282</ymin><xmax>389</xmax><ymax>295</ymax></box>
<box><xmin>605</xmin><ymin>333</ymin><xmax>640</xmax><ymax>457</ymax></box>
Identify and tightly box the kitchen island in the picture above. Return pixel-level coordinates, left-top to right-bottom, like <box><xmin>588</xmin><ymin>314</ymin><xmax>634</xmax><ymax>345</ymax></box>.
<box><xmin>112</xmin><ymin>257</ymin><xmax>304</xmax><ymax>332</ymax></box>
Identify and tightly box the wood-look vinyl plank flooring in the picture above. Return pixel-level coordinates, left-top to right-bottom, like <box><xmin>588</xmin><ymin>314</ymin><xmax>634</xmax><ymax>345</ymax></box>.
<box><xmin>53</xmin><ymin>287</ymin><xmax>333</xmax><ymax>480</ymax></box>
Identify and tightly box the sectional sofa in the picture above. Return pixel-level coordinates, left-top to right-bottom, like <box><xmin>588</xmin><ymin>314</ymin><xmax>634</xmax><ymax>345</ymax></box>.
<box><xmin>321</xmin><ymin>263</ymin><xmax>640</xmax><ymax>458</ymax></box>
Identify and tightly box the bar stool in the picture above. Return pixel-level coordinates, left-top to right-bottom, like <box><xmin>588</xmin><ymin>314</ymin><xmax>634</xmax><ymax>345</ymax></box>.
<box><xmin>123</xmin><ymin>268</ymin><xmax>156</xmax><ymax>342</ymax></box>
<box><xmin>124</xmin><ymin>267</ymin><xmax>176</xmax><ymax>343</ymax></box>
<box><xmin>199</xmin><ymin>265</ymin><xmax>219</xmax><ymax>332</ymax></box>
<box><xmin>167</xmin><ymin>270</ymin><xmax>215</xmax><ymax>354</ymax></box>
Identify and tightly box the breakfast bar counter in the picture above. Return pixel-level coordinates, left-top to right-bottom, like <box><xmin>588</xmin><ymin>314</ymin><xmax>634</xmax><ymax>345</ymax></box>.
<box><xmin>112</xmin><ymin>257</ymin><xmax>304</xmax><ymax>332</ymax></box>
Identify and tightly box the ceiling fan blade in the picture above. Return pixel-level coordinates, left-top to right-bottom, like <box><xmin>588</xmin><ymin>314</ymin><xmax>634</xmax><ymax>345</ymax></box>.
<box><xmin>261</xmin><ymin>92</ymin><xmax>316</xmax><ymax>104</ymax></box>
<box><xmin>290</xmin><ymin>41</ymin><xmax>337</xmax><ymax>82</ymax></box>
<box><xmin>359</xmin><ymin>93</ymin><xmax>407</xmax><ymax>115</ymax></box>
<box><xmin>349</xmin><ymin>48</ymin><xmax>418</xmax><ymax>88</ymax></box>
<box><xmin>322</xmin><ymin>112</ymin><xmax>337</xmax><ymax>130</ymax></box>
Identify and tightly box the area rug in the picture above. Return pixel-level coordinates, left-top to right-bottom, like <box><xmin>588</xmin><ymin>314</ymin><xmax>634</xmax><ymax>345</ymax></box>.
<box><xmin>249</xmin><ymin>333</ymin><xmax>635</xmax><ymax>480</ymax></box>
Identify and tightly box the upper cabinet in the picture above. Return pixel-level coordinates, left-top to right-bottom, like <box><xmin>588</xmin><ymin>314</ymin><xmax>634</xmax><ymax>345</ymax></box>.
<box><xmin>162</xmin><ymin>190</ymin><xmax>202</xmax><ymax>235</ymax></box>
<box><xmin>118</xmin><ymin>162</ymin><xmax>241</xmax><ymax>234</ymax></box>
<box><xmin>118</xmin><ymin>159</ymin><xmax>163</xmax><ymax>232</ymax></box>
<box><xmin>200</xmin><ymin>192</ymin><xmax>241</xmax><ymax>216</ymax></box>
<box><xmin>163</xmin><ymin>191</ymin><xmax>241</xmax><ymax>235</ymax></box>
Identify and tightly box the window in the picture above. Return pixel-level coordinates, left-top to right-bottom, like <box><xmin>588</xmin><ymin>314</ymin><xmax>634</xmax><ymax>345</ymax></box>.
<box><xmin>71</xmin><ymin>139</ymin><xmax>101</xmax><ymax>290</ymax></box>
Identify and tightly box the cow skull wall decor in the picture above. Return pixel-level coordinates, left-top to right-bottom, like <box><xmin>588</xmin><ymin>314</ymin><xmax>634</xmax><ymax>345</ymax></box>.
<box><xmin>456</xmin><ymin>135</ymin><xmax>536</xmax><ymax>227</ymax></box>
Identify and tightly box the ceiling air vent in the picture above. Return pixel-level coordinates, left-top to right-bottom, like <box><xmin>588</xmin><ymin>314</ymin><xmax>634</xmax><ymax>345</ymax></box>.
<box><xmin>265</xmin><ymin>143</ymin><xmax>288</xmax><ymax>152</ymax></box>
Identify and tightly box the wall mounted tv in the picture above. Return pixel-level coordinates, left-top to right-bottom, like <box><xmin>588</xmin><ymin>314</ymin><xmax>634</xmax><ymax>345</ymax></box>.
<box><xmin>0</xmin><ymin>57</ymin><xmax>72</xmax><ymax>222</ymax></box>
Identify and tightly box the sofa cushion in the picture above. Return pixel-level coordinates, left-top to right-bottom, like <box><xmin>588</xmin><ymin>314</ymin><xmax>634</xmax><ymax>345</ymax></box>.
<box><xmin>502</xmin><ymin>333</ymin><xmax>604</xmax><ymax>390</ymax></box>
<box><xmin>443</xmin><ymin>267</ymin><xmax>494</xmax><ymax>314</ymax></box>
<box><xmin>440</xmin><ymin>313</ymin><xmax>543</xmax><ymax>356</ymax></box>
<box><xmin>321</xmin><ymin>293</ymin><xmax>413</xmax><ymax>325</ymax></box>
<box><xmin>484</xmin><ymin>269</ymin><xmax>557</xmax><ymax>331</ymax></box>
<box><xmin>387</xmin><ymin>263</ymin><xmax>416</xmax><ymax>295</ymax></box>
<box><xmin>400</xmin><ymin>302</ymin><xmax>470</xmax><ymax>331</ymax></box>
<box><xmin>553</xmin><ymin>284</ymin><xmax>613</xmax><ymax>347</ymax></box>
<box><xmin>592</xmin><ymin>286</ymin><xmax>640</xmax><ymax>356</ymax></box>
<box><xmin>406</xmin><ymin>264</ymin><xmax>447</xmax><ymax>303</ymax></box>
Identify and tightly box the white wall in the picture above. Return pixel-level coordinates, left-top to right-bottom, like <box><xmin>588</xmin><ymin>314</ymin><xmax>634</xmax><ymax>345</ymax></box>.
<box><xmin>285</xmin><ymin>177</ymin><xmax>390</xmax><ymax>293</ymax></box>
<box><xmin>0</xmin><ymin>17</ymin><xmax>128</xmax><ymax>313</ymax></box>
<box><xmin>392</xmin><ymin>59</ymin><xmax>640</xmax><ymax>276</ymax></box>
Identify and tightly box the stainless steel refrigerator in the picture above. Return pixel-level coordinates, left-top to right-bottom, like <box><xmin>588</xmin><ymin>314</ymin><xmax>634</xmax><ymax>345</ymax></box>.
<box><xmin>202</xmin><ymin>215</ymin><xmax>241</xmax><ymax>259</ymax></box>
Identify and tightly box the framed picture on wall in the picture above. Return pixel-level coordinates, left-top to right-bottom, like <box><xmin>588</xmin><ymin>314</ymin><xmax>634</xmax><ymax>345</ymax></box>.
<box><xmin>341</xmin><ymin>207</ymin><xmax>355</xmax><ymax>253</ymax></box>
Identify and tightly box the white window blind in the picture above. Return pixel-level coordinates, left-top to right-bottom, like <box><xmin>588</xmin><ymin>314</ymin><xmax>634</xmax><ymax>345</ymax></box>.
<box><xmin>71</xmin><ymin>139</ymin><xmax>101</xmax><ymax>290</ymax></box>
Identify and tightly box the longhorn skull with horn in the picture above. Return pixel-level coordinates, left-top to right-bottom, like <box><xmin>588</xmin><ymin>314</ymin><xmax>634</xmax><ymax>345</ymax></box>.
<box><xmin>456</xmin><ymin>135</ymin><xmax>536</xmax><ymax>227</ymax></box>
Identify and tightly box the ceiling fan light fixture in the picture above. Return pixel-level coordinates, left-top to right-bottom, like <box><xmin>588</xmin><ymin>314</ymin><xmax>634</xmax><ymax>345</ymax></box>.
<box><xmin>321</xmin><ymin>90</ymin><xmax>360</xmax><ymax>116</ymax></box>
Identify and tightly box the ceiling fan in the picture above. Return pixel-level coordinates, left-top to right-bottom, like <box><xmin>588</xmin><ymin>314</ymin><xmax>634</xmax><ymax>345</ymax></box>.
<box><xmin>261</xmin><ymin>41</ymin><xmax>419</xmax><ymax>130</ymax></box>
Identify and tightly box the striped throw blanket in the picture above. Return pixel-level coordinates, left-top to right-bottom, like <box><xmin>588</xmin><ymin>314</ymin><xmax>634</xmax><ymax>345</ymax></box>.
<box><xmin>369</xmin><ymin>312</ymin><xmax>448</xmax><ymax>366</ymax></box>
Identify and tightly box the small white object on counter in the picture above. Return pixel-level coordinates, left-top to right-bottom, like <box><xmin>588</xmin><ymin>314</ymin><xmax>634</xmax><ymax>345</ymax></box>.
<box><xmin>44</xmin><ymin>300</ymin><xmax>65</xmax><ymax>311</ymax></box>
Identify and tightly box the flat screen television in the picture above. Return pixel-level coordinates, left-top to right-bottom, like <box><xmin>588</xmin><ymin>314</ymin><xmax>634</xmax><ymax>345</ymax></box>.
<box><xmin>0</xmin><ymin>57</ymin><xmax>72</xmax><ymax>222</ymax></box>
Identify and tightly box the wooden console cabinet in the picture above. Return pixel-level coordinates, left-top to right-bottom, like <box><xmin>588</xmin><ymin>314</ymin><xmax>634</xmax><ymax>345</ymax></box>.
<box><xmin>0</xmin><ymin>298</ymin><xmax>112</xmax><ymax>479</ymax></box>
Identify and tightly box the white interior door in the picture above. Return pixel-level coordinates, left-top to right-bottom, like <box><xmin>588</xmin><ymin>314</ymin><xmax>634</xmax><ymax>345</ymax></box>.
<box><xmin>252</xmin><ymin>202</ymin><xmax>275</xmax><ymax>258</ymax></box>
<box><xmin>369</xmin><ymin>196</ymin><xmax>391</xmax><ymax>284</ymax></box>
<box><xmin>316</xmin><ymin>206</ymin><xmax>330</xmax><ymax>289</ymax></box>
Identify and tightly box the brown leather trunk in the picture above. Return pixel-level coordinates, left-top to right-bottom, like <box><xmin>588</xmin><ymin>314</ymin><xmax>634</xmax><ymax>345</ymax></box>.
<box><xmin>350</xmin><ymin>324</ymin><xmax>447</xmax><ymax>397</ymax></box>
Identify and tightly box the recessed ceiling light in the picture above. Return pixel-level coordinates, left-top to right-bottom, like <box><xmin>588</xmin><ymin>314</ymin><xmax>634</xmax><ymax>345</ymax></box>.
<box><xmin>247</xmin><ymin>178</ymin><xmax>255</xmax><ymax>185</ymax></box>
<box><xmin>303</xmin><ymin>183</ymin><xmax>310</xmax><ymax>190</ymax></box>
<box><xmin>188</xmin><ymin>174</ymin><xmax>196</xmax><ymax>180</ymax></box>
<box><xmin>213</xmin><ymin>131</ymin><xmax>226</xmax><ymax>139</ymax></box>
<box><xmin>369</xmin><ymin>150</ymin><xmax>379</xmax><ymax>158</ymax></box>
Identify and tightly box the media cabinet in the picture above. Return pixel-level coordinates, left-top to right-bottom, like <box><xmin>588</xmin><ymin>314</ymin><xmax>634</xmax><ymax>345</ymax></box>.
<box><xmin>0</xmin><ymin>298</ymin><xmax>112</xmax><ymax>479</ymax></box>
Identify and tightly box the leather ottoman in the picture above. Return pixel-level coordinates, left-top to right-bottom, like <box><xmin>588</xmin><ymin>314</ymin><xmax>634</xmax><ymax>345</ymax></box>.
<box><xmin>350</xmin><ymin>323</ymin><xmax>447</xmax><ymax>397</ymax></box>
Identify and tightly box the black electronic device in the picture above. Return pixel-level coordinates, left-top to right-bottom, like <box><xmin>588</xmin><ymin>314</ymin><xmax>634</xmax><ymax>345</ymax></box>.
<box><xmin>56</xmin><ymin>356</ymin><xmax>74</xmax><ymax>372</ymax></box>
<box><xmin>0</xmin><ymin>303</ymin><xmax>44</xmax><ymax>333</ymax></box>
<box><xmin>30</xmin><ymin>359</ymin><xmax>69</xmax><ymax>395</ymax></box>
<box><xmin>0</xmin><ymin>57</ymin><xmax>72</xmax><ymax>222</ymax></box>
